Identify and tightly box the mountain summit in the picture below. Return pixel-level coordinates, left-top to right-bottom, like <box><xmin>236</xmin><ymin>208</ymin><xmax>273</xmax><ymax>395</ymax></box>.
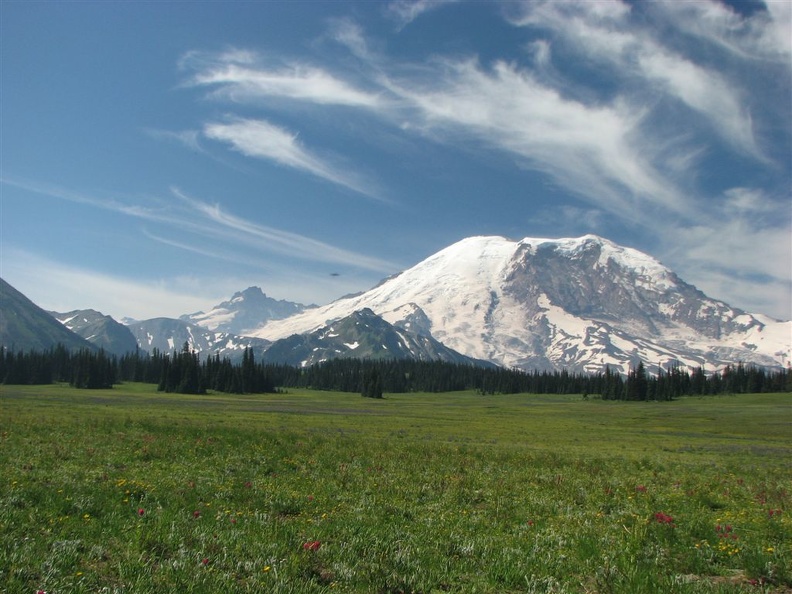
<box><xmin>250</xmin><ymin>235</ymin><xmax>790</xmax><ymax>374</ymax></box>
<box><xmin>182</xmin><ymin>286</ymin><xmax>308</xmax><ymax>335</ymax></box>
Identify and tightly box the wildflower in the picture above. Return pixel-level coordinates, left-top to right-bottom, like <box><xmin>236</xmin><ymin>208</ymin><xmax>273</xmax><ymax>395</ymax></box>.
<box><xmin>716</xmin><ymin>524</ymin><xmax>738</xmax><ymax>540</ymax></box>
<box><xmin>137</xmin><ymin>508</ymin><xmax>145</xmax><ymax>516</ymax></box>
<box><xmin>302</xmin><ymin>540</ymin><xmax>321</xmax><ymax>551</ymax></box>
<box><xmin>263</xmin><ymin>566</ymin><xmax>271</xmax><ymax>572</ymax></box>
<box><xmin>244</xmin><ymin>481</ymin><xmax>253</xmax><ymax>488</ymax></box>
<box><xmin>201</xmin><ymin>557</ymin><xmax>209</xmax><ymax>566</ymax></box>
<box><xmin>193</xmin><ymin>510</ymin><xmax>201</xmax><ymax>518</ymax></box>
<box><xmin>654</xmin><ymin>512</ymin><xmax>675</xmax><ymax>526</ymax></box>
<box><xmin>635</xmin><ymin>485</ymin><xmax>647</xmax><ymax>493</ymax></box>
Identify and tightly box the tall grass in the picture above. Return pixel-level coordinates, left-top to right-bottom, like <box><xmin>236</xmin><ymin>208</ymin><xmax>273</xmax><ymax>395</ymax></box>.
<box><xmin>1</xmin><ymin>384</ymin><xmax>789</xmax><ymax>593</ymax></box>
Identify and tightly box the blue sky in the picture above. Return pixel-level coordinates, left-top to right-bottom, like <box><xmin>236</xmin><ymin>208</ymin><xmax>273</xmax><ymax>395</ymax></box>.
<box><xmin>2</xmin><ymin>0</ymin><xmax>790</xmax><ymax>322</ymax></box>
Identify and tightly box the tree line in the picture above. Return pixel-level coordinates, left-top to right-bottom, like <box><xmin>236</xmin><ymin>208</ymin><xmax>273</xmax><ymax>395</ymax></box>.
<box><xmin>1</xmin><ymin>343</ymin><xmax>790</xmax><ymax>398</ymax></box>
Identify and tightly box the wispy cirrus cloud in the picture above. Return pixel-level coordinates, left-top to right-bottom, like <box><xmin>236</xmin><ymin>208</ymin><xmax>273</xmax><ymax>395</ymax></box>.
<box><xmin>0</xmin><ymin>176</ymin><xmax>165</xmax><ymax>221</ymax></box>
<box><xmin>385</xmin><ymin>0</ymin><xmax>461</xmax><ymax>29</ymax></box>
<box><xmin>170</xmin><ymin>187</ymin><xmax>398</xmax><ymax>272</ymax></box>
<box><xmin>650</xmin><ymin>0</ymin><xmax>792</xmax><ymax>63</ymax></box>
<box><xmin>202</xmin><ymin>118</ymin><xmax>385</xmax><ymax>201</ymax></box>
<box><xmin>384</xmin><ymin>58</ymin><xmax>684</xmax><ymax>218</ymax></box>
<box><xmin>506</xmin><ymin>0</ymin><xmax>762</xmax><ymax>158</ymax></box>
<box><xmin>184</xmin><ymin>50</ymin><xmax>382</xmax><ymax>108</ymax></box>
<box><xmin>145</xmin><ymin>128</ymin><xmax>204</xmax><ymax>153</ymax></box>
<box><xmin>664</xmin><ymin>211</ymin><xmax>792</xmax><ymax>320</ymax></box>
<box><xmin>1</xmin><ymin>176</ymin><xmax>398</xmax><ymax>274</ymax></box>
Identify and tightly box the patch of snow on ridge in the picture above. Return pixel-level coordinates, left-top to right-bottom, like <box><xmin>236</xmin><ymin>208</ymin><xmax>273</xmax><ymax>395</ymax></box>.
<box><xmin>537</xmin><ymin>294</ymin><xmax>589</xmax><ymax>339</ymax></box>
<box><xmin>344</xmin><ymin>342</ymin><xmax>360</xmax><ymax>350</ymax></box>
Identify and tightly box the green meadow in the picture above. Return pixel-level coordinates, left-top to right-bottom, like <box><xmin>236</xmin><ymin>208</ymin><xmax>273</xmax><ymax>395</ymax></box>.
<box><xmin>1</xmin><ymin>384</ymin><xmax>790</xmax><ymax>593</ymax></box>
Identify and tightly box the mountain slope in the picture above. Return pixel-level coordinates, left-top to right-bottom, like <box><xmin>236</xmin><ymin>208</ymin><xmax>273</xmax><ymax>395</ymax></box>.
<box><xmin>250</xmin><ymin>236</ymin><xmax>791</xmax><ymax>374</ymax></box>
<box><xmin>127</xmin><ymin>317</ymin><xmax>271</xmax><ymax>362</ymax></box>
<box><xmin>182</xmin><ymin>287</ymin><xmax>309</xmax><ymax>335</ymax></box>
<box><xmin>52</xmin><ymin>309</ymin><xmax>139</xmax><ymax>356</ymax></box>
<box><xmin>261</xmin><ymin>308</ymin><xmax>490</xmax><ymax>367</ymax></box>
<box><xmin>0</xmin><ymin>278</ymin><xmax>96</xmax><ymax>352</ymax></box>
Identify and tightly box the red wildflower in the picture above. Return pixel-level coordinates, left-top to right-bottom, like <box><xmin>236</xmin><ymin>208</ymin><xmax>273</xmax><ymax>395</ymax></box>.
<box><xmin>193</xmin><ymin>510</ymin><xmax>201</xmax><ymax>518</ymax></box>
<box><xmin>635</xmin><ymin>485</ymin><xmax>647</xmax><ymax>493</ymax></box>
<box><xmin>302</xmin><ymin>540</ymin><xmax>321</xmax><ymax>551</ymax></box>
<box><xmin>137</xmin><ymin>508</ymin><xmax>145</xmax><ymax>516</ymax></box>
<box><xmin>201</xmin><ymin>557</ymin><xmax>209</xmax><ymax>566</ymax></box>
<box><xmin>716</xmin><ymin>524</ymin><xmax>738</xmax><ymax>539</ymax></box>
<box><xmin>653</xmin><ymin>512</ymin><xmax>675</xmax><ymax>526</ymax></box>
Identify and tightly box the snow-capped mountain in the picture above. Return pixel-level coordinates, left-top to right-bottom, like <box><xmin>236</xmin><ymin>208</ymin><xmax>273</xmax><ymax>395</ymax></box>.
<box><xmin>181</xmin><ymin>286</ymin><xmax>309</xmax><ymax>335</ymax></box>
<box><xmin>249</xmin><ymin>235</ymin><xmax>791</xmax><ymax>374</ymax></box>
<box><xmin>127</xmin><ymin>317</ymin><xmax>271</xmax><ymax>362</ymax></box>
<box><xmin>261</xmin><ymin>308</ymin><xmax>490</xmax><ymax>367</ymax></box>
<box><xmin>52</xmin><ymin>309</ymin><xmax>138</xmax><ymax>356</ymax></box>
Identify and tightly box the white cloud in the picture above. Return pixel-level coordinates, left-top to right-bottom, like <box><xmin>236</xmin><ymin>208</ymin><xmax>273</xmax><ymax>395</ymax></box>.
<box><xmin>328</xmin><ymin>18</ymin><xmax>372</xmax><ymax>60</ymax></box>
<box><xmin>385</xmin><ymin>0</ymin><xmax>461</xmax><ymax>28</ymax></box>
<box><xmin>651</xmin><ymin>0</ymin><xmax>792</xmax><ymax>63</ymax></box>
<box><xmin>507</xmin><ymin>0</ymin><xmax>762</xmax><ymax>158</ymax></box>
<box><xmin>722</xmin><ymin>187</ymin><xmax>780</xmax><ymax>215</ymax></box>
<box><xmin>1</xmin><ymin>177</ymin><xmax>398</xmax><ymax>275</ymax></box>
<box><xmin>0</xmin><ymin>176</ymin><xmax>167</xmax><ymax>222</ymax></box>
<box><xmin>171</xmin><ymin>188</ymin><xmax>399</xmax><ymax>272</ymax></box>
<box><xmin>385</xmin><ymin>58</ymin><xmax>684</xmax><ymax>217</ymax></box>
<box><xmin>203</xmin><ymin>117</ymin><xmax>384</xmax><ymax>200</ymax></box>
<box><xmin>145</xmin><ymin>128</ymin><xmax>204</xmax><ymax>153</ymax></box>
<box><xmin>188</xmin><ymin>53</ymin><xmax>382</xmax><ymax>108</ymax></box>
<box><xmin>662</xmin><ymin>209</ymin><xmax>792</xmax><ymax>320</ymax></box>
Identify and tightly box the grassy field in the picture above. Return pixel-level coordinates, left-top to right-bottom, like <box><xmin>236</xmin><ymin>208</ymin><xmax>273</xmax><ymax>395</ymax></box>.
<box><xmin>1</xmin><ymin>384</ymin><xmax>790</xmax><ymax>593</ymax></box>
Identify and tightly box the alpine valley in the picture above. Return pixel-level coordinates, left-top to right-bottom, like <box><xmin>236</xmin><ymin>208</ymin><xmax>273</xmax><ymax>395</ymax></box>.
<box><xmin>2</xmin><ymin>235</ymin><xmax>790</xmax><ymax>374</ymax></box>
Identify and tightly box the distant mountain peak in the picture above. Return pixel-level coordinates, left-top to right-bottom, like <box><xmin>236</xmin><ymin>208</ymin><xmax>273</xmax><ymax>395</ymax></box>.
<box><xmin>252</xmin><ymin>234</ymin><xmax>790</xmax><ymax>374</ymax></box>
<box><xmin>182</xmin><ymin>287</ymin><xmax>308</xmax><ymax>335</ymax></box>
<box><xmin>52</xmin><ymin>308</ymin><xmax>139</xmax><ymax>356</ymax></box>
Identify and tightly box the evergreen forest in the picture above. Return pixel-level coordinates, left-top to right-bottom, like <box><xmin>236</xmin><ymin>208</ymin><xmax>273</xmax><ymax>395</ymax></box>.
<box><xmin>1</xmin><ymin>343</ymin><xmax>790</xmax><ymax>399</ymax></box>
